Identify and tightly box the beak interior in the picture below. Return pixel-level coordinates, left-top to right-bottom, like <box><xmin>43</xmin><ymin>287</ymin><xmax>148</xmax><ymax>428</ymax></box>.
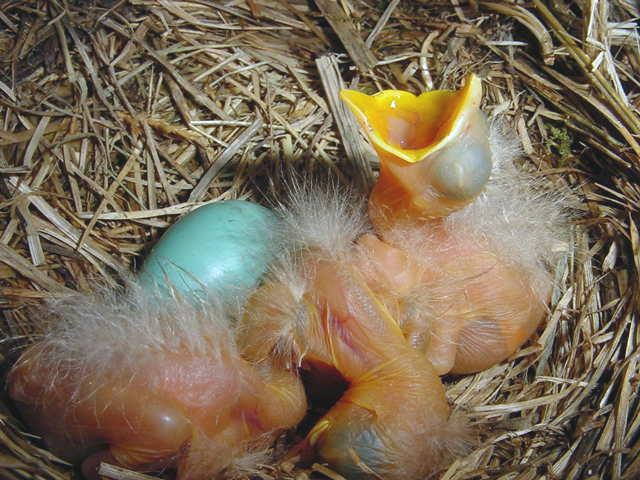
<box><xmin>340</xmin><ymin>74</ymin><xmax>482</xmax><ymax>163</ymax></box>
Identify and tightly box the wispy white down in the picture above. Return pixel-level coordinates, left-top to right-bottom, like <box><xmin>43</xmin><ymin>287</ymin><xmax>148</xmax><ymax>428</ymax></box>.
<box><xmin>274</xmin><ymin>178</ymin><xmax>371</xmax><ymax>256</ymax></box>
<box><xmin>445</xmin><ymin>118</ymin><xmax>575</xmax><ymax>294</ymax></box>
<box><xmin>24</xmin><ymin>278</ymin><xmax>238</xmax><ymax>390</ymax></box>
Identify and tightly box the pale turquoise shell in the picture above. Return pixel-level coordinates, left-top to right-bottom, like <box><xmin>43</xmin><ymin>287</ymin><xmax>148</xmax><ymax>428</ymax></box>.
<box><xmin>138</xmin><ymin>200</ymin><xmax>279</xmax><ymax>301</ymax></box>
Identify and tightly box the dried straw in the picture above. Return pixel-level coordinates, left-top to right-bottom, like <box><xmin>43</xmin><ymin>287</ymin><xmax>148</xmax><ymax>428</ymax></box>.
<box><xmin>0</xmin><ymin>1</ymin><xmax>638</xmax><ymax>479</ymax></box>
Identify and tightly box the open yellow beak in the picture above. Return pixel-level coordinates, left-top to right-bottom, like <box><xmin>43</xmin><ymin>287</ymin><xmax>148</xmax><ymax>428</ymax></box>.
<box><xmin>340</xmin><ymin>74</ymin><xmax>491</xmax><ymax>222</ymax></box>
<box><xmin>340</xmin><ymin>74</ymin><xmax>482</xmax><ymax>164</ymax></box>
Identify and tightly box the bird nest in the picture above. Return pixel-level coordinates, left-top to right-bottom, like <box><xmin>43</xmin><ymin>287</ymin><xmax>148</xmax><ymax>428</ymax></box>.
<box><xmin>0</xmin><ymin>1</ymin><xmax>638</xmax><ymax>479</ymax></box>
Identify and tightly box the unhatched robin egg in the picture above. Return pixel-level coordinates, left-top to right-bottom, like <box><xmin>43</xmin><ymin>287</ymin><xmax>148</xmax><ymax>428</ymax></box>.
<box><xmin>139</xmin><ymin>200</ymin><xmax>280</xmax><ymax>300</ymax></box>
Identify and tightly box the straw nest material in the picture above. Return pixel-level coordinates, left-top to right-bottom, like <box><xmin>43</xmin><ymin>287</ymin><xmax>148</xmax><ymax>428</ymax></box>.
<box><xmin>0</xmin><ymin>1</ymin><xmax>638</xmax><ymax>479</ymax></box>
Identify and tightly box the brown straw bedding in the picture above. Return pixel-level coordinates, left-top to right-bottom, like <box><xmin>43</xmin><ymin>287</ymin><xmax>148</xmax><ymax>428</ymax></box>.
<box><xmin>0</xmin><ymin>1</ymin><xmax>638</xmax><ymax>479</ymax></box>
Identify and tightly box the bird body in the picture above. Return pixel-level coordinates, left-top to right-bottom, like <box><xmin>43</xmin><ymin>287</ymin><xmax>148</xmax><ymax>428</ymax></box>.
<box><xmin>341</xmin><ymin>74</ymin><xmax>569</xmax><ymax>375</ymax></box>
<box><xmin>8</xmin><ymin>282</ymin><xmax>306</xmax><ymax>479</ymax></box>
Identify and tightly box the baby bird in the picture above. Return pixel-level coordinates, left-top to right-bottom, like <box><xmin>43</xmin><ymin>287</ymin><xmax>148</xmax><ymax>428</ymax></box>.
<box><xmin>8</xmin><ymin>282</ymin><xmax>306</xmax><ymax>479</ymax></box>
<box><xmin>239</xmin><ymin>186</ymin><xmax>467</xmax><ymax>480</ymax></box>
<box><xmin>341</xmin><ymin>74</ymin><xmax>570</xmax><ymax>374</ymax></box>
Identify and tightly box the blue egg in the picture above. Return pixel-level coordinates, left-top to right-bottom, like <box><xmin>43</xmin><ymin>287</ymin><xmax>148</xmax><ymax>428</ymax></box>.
<box><xmin>138</xmin><ymin>200</ymin><xmax>279</xmax><ymax>301</ymax></box>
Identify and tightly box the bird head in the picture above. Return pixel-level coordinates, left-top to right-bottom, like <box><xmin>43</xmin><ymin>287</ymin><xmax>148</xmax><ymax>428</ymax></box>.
<box><xmin>341</xmin><ymin>74</ymin><xmax>492</xmax><ymax>226</ymax></box>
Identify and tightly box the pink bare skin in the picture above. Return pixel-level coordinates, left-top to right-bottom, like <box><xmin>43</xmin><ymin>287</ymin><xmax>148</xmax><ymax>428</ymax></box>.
<box><xmin>9</xmin><ymin>342</ymin><xmax>306</xmax><ymax>479</ymax></box>
<box><xmin>358</xmin><ymin>226</ymin><xmax>549</xmax><ymax>375</ymax></box>
<box><xmin>243</xmin><ymin>247</ymin><xmax>459</xmax><ymax>480</ymax></box>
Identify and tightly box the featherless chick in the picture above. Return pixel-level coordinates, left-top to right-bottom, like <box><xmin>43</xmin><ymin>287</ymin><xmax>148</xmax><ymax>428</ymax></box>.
<box><xmin>341</xmin><ymin>74</ymin><xmax>571</xmax><ymax>375</ymax></box>
<box><xmin>239</xmin><ymin>185</ymin><xmax>468</xmax><ymax>480</ymax></box>
<box><xmin>9</xmin><ymin>283</ymin><xmax>307</xmax><ymax>479</ymax></box>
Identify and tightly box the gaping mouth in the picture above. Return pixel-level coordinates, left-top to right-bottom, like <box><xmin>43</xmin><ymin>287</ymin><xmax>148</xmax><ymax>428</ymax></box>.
<box><xmin>340</xmin><ymin>74</ymin><xmax>482</xmax><ymax>164</ymax></box>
